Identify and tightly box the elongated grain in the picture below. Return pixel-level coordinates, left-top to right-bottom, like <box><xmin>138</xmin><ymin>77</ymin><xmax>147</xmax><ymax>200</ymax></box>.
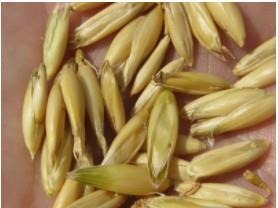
<box><xmin>131</xmin><ymin>35</ymin><xmax>170</xmax><ymax>95</ymax></box>
<box><xmin>147</xmin><ymin>90</ymin><xmax>178</xmax><ymax>186</ymax></box>
<box><xmin>164</xmin><ymin>3</ymin><xmax>193</xmax><ymax>65</ymax></box>
<box><xmin>76</xmin><ymin>50</ymin><xmax>107</xmax><ymax>156</ymax></box>
<box><xmin>101</xmin><ymin>61</ymin><xmax>126</xmax><ymax>133</ymax></box>
<box><xmin>206</xmin><ymin>3</ymin><xmax>246</xmax><ymax>47</ymax></box>
<box><xmin>120</xmin><ymin>5</ymin><xmax>164</xmax><ymax>89</ymax></box>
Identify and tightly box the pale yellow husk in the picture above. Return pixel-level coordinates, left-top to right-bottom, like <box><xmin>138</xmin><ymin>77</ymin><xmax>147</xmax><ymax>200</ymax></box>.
<box><xmin>234</xmin><ymin>58</ymin><xmax>276</xmax><ymax>88</ymax></box>
<box><xmin>190</xmin><ymin>116</ymin><xmax>224</xmax><ymax>137</ymax></box>
<box><xmin>164</xmin><ymin>3</ymin><xmax>193</xmax><ymax>65</ymax></box>
<box><xmin>100</xmin><ymin>61</ymin><xmax>126</xmax><ymax>133</ymax></box>
<box><xmin>53</xmin><ymin>179</ymin><xmax>84</xmax><ymax>208</ymax></box>
<box><xmin>191</xmin><ymin>93</ymin><xmax>275</xmax><ymax>137</ymax></box>
<box><xmin>73</xmin><ymin>3</ymin><xmax>147</xmax><ymax>48</ymax></box>
<box><xmin>180</xmin><ymin>197</ymin><xmax>231</xmax><ymax>208</ymax></box>
<box><xmin>131</xmin><ymin>35</ymin><xmax>170</xmax><ymax>95</ymax></box>
<box><xmin>43</xmin><ymin>5</ymin><xmax>70</xmax><ymax>80</ymax></box>
<box><xmin>206</xmin><ymin>3</ymin><xmax>246</xmax><ymax>47</ymax></box>
<box><xmin>176</xmin><ymin>182</ymin><xmax>267</xmax><ymax>208</ymax></box>
<box><xmin>132</xmin><ymin>57</ymin><xmax>185</xmax><ymax>114</ymax></box>
<box><xmin>70</xmin><ymin>164</ymin><xmax>170</xmax><ymax>195</ymax></box>
<box><xmin>233</xmin><ymin>36</ymin><xmax>276</xmax><ymax>76</ymax></box>
<box><xmin>133</xmin><ymin>153</ymin><xmax>190</xmax><ymax>182</ymax></box>
<box><xmin>22</xmin><ymin>64</ymin><xmax>47</xmax><ymax>159</ymax></box>
<box><xmin>132</xmin><ymin>196</ymin><xmax>231</xmax><ymax>208</ymax></box>
<box><xmin>41</xmin><ymin>126</ymin><xmax>73</xmax><ymax>197</ymax></box>
<box><xmin>185</xmin><ymin>139</ymin><xmax>270</xmax><ymax>179</ymax></box>
<box><xmin>71</xmin><ymin>2</ymin><xmax>108</xmax><ymax>12</ymax></box>
<box><xmin>102</xmin><ymin>109</ymin><xmax>149</xmax><ymax>165</ymax></box>
<box><xmin>147</xmin><ymin>90</ymin><xmax>179</xmax><ymax>187</ymax></box>
<box><xmin>45</xmin><ymin>80</ymin><xmax>66</xmax><ymax>167</ymax></box>
<box><xmin>67</xmin><ymin>190</ymin><xmax>127</xmax><ymax>208</ymax></box>
<box><xmin>184</xmin><ymin>88</ymin><xmax>266</xmax><ymax>121</ymax></box>
<box><xmin>182</xmin><ymin>89</ymin><xmax>237</xmax><ymax>119</ymax></box>
<box><xmin>59</xmin><ymin>61</ymin><xmax>88</xmax><ymax>166</ymax></box>
<box><xmin>76</xmin><ymin>50</ymin><xmax>107</xmax><ymax>156</ymax></box>
<box><xmin>174</xmin><ymin>135</ymin><xmax>207</xmax><ymax>156</ymax></box>
<box><xmin>184</xmin><ymin>3</ymin><xmax>233</xmax><ymax>61</ymax></box>
<box><xmin>214</xmin><ymin>93</ymin><xmax>275</xmax><ymax>135</ymax></box>
<box><xmin>153</xmin><ymin>71</ymin><xmax>230</xmax><ymax>95</ymax></box>
<box><xmin>104</xmin><ymin>16</ymin><xmax>145</xmax><ymax>68</ymax></box>
<box><xmin>141</xmin><ymin>135</ymin><xmax>206</xmax><ymax>157</ymax></box>
<box><xmin>243</xmin><ymin>169</ymin><xmax>271</xmax><ymax>195</ymax></box>
<box><xmin>120</xmin><ymin>5</ymin><xmax>164</xmax><ymax>89</ymax></box>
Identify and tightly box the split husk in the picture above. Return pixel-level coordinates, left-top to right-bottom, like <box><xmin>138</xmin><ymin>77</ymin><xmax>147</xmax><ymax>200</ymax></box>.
<box><xmin>147</xmin><ymin>90</ymin><xmax>179</xmax><ymax>187</ymax></box>
<box><xmin>76</xmin><ymin>50</ymin><xmax>107</xmax><ymax>156</ymax></box>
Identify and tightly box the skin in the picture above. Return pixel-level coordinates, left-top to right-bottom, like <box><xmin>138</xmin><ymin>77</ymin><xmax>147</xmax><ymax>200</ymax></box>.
<box><xmin>2</xmin><ymin>3</ymin><xmax>275</xmax><ymax>208</ymax></box>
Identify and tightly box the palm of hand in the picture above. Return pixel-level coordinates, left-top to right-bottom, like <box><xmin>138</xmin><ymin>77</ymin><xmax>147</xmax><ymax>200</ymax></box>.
<box><xmin>2</xmin><ymin>3</ymin><xmax>275</xmax><ymax>208</ymax></box>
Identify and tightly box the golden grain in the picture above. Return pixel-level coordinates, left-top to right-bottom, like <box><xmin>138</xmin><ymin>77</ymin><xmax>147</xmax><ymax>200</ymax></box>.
<box><xmin>131</xmin><ymin>35</ymin><xmax>170</xmax><ymax>95</ymax></box>
<box><xmin>164</xmin><ymin>3</ymin><xmax>193</xmax><ymax>65</ymax></box>
<box><xmin>132</xmin><ymin>58</ymin><xmax>185</xmax><ymax>114</ymax></box>
<box><xmin>100</xmin><ymin>61</ymin><xmax>126</xmax><ymax>133</ymax></box>
<box><xmin>147</xmin><ymin>90</ymin><xmax>179</xmax><ymax>187</ymax></box>
<box><xmin>153</xmin><ymin>71</ymin><xmax>230</xmax><ymax>95</ymax></box>
<box><xmin>22</xmin><ymin>64</ymin><xmax>47</xmax><ymax>159</ymax></box>
<box><xmin>184</xmin><ymin>3</ymin><xmax>233</xmax><ymax>61</ymax></box>
<box><xmin>206</xmin><ymin>3</ymin><xmax>246</xmax><ymax>47</ymax></box>
<box><xmin>73</xmin><ymin>3</ymin><xmax>146</xmax><ymax>48</ymax></box>
<box><xmin>70</xmin><ymin>164</ymin><xmax>170</xmax><ymax>195</ymax></box>
<box><xmin>120</xmin><ymin>5</ymin><xmax>164</xmax><ymax>89</ymax></box>
<box><xmin>176</xmin><ymin>181</ymin><xmax>267</xmax><ymax>208</ymax></box>
<box><xmin>43</xmin><ymin>5</ymin><xmax>70</xmax><ymax>80</ymax></box>
<box><xmin>233</xmin><ymin>36</ymin><xmax>276</xmax><ymax>76</ymax></box>
<box><xmin>76</xmin><ymin>50</ymin><xmax>107</xmax><ymax>156</ymax></box>
<box><xmin>234</xmin><ymin>58</ymin><xmax>276</xmax><ymax>88</ymax></box>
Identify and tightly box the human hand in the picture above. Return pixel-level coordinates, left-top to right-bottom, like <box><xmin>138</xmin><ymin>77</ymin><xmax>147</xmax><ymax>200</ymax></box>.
<box><xmin>2</xmin><ymin>3</ymin><xmax>275</xmax><ymax>208</ymax></box>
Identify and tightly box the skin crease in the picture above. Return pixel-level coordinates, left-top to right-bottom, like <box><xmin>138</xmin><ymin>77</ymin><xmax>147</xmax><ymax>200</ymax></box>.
<box><xmin>2</xmin><ymin>3</ymin><xmax>275</xmax><ymax>208</ymax></box>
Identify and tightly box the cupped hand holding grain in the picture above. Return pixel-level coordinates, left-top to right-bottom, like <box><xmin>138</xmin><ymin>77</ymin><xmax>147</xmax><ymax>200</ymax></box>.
<box><xmin>2</xmin><ymin>3</ymin><xmax>275</xmax><ymax>208</ymax></box>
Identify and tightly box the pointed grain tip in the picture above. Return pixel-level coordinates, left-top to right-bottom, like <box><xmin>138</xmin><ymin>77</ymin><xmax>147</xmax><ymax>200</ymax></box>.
<box><xmin>30</xmin><ymin>151</ymin><xmax>35</xmax><ymax>160</ymax></box>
